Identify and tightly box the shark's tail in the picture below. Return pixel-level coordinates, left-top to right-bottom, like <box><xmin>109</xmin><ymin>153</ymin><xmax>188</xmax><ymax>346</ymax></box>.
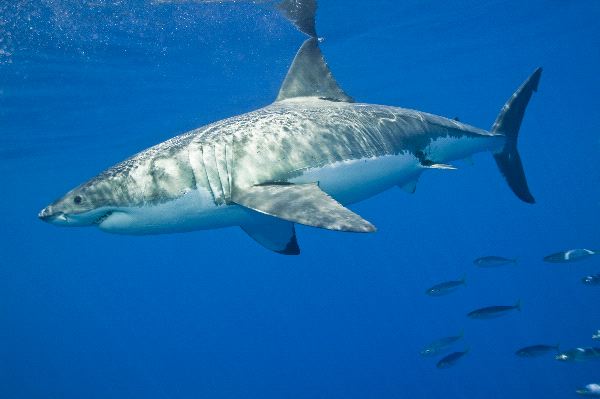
<box><xmin>491</xmin><ymin>67</ymin><xmax>542</xmax><ymax>204</ymax></box>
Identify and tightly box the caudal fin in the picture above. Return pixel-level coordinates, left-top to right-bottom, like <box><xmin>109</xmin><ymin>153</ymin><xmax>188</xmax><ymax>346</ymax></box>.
<box><xmin>491</xmin><ymin>68</ymin><xmax>542</xmax><ymax>204</ymax></box>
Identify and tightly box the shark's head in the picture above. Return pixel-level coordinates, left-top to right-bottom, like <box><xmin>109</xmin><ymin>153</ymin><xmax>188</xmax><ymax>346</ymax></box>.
<box><xmin>38</xmin><ymin>182</ymin><xmax>116</xmax><ymax>227</ymax></box>
<box><xmin>38</xmin><ymin>149</ymin><xmax>207</xmax><ymax>233</ymax></box>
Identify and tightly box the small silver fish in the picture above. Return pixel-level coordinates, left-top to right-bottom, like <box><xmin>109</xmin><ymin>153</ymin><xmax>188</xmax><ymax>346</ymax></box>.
<box><xmin>582</xmin><ymin>274</ymin><xmax>600</xmax><ymax>285</ymax></box>
<box><xmin>555</xmin><ymin>347</ymin><xmax>600</xmax><ymax>362</ymax></box>
<box><xmin>468</xmin><ymin>301</ymin><xmax>521</xmax><ymax>319</ymax></box>
<box><xmin>420</xmin><ymin>331</ymin><xmax>464</xmax><ymax>357</ymax></box>
<box><xmin>473</xmin><ymin>256</ymin><xmax>517</xmax><ymax>267</ymax></box>
<box><xmin>593</xmin><ymin>330</ymin><xmax>600</xmax><ymax>340</ymax></box>
<box><xmin>515</xmin><ymin>344</ymin><xmax>559</xmax><ymax>357</ymax></box>
<box><xmin>543</xmin><ymin>248</ymin><xmax>598</xmax><ymax>263</ymax></box>
<box><xmin>577</xmin><ymin>383</ymin><xmax>600</xmax><ymax>397</ymax></box>
<box><xmin>436</xmin><ymin>349</ymin><xmax>469</xmax><ymax>369</ymax></box>
<box><xmin>425</xmin><ymin>276</ymin><xmax>466</xmax><ymax>296</ymax></box>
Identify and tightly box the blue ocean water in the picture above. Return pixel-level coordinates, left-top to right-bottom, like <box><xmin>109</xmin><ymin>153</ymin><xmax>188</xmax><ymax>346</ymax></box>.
<box><xmin>1</xmin><ymin>0</ymin><xmax>600</xmax><ymax>397</ymax></box>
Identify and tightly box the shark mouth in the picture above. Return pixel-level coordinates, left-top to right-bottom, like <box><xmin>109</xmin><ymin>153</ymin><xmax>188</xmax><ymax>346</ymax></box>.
<box><xmin>93</xmin><ymin>211</ymin><xmax>113</xmax><ymax>225</ymax></box>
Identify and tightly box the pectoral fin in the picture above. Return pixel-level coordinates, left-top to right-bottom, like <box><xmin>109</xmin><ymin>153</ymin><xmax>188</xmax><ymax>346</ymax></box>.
<box><xmin>233</xmin><ymin>183</ymin><xmax>376</xmax><ymax>233</ymax></box>
<box><xmin>241</xmin><ymin>214</ymin><xmax>300</xmax><ymax>255</ymax></box>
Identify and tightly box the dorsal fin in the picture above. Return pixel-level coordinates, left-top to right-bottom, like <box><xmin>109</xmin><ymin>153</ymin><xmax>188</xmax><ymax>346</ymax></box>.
<box><xmin>276</xmin><ymin>0</ymin><xmax>317</xmax><ymax>37</ymax></box>
<box><xmin>276</xmin><ymin>38</ymin><xmax>354</xmax><ymax>103</ymax></box>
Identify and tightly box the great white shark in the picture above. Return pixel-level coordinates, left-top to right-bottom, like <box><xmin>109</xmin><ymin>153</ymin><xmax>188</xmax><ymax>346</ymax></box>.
<box><xmin>39</xmin><ymin>0</ymin><xmax>542</xmax><ymax>255</ymax></box>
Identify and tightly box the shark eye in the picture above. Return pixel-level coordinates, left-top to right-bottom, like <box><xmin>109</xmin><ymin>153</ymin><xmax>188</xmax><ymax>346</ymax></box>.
<box><xmin>73</xmin><ymin>195</ymin><xmax>82</xmax><ymax>204</ymax></box>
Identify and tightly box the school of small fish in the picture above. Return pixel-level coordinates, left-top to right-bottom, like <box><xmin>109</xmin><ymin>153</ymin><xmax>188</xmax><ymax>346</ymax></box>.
<box><xmin>421</xmin><ymin>248</ymin><xmax>599</xmax><ymax>395</ymax></box>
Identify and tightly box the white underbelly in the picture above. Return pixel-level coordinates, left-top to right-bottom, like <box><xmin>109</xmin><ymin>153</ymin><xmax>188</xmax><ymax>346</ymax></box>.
<box><xmin>95</xmin><ymin>135</ymin><xmax>499</xmax><ymax>234</ymax></box>
<box><xmin>97</xmin><ymin>188</ymin><xmax>246</xmax><ymax>235</ymax></box>
<box><xmin>289</xmin><ymin>153</ymin><xmax>422</xmax><ymax>205</ymax></box>
<box><xmin>425</xmin><ymin>135</ymin><xmax>504</xmax><ymax>162</ymax></box>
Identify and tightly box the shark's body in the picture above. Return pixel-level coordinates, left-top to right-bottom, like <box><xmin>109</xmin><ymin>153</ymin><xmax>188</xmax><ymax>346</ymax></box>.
<box><xmin>86</xmin><ymin>98</ymin><xmax>499</xmax><ymax>234</ymax></box>
<box><xmin>39</xmin><ymin>1</ymin><xmax>542</xmax><ymax>254</ymax></box>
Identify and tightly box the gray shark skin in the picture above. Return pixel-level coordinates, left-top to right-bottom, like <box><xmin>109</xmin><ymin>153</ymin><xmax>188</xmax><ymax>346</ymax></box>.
<box><xmin>39</xmin><ymin>1</ymin><xmax>542</xmax><ymax>255</ymax></box>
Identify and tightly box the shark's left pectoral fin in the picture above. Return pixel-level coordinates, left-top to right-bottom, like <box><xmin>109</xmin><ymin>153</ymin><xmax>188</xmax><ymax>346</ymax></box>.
<box><xmin>241</xmin><ymin>215</ymin><xmax>300</xmax><ymax>255</ymax></box>
<box><xmin>233</xmin><ymin>183</ymin><xmax>376</xmax><ymax>233</ymax></box>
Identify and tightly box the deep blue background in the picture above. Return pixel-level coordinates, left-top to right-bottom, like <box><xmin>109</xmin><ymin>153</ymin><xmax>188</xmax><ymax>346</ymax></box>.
<box><xmin>1</xmin><ymin>1</ymin><xmax>599</xmax><ymax>398</ymax></box>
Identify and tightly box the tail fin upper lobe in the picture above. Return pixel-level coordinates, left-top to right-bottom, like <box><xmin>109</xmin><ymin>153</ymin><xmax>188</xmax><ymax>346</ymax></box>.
<box><xmin>492</xmin><ymin>68</ymin><xmax>542</xmax><ymax>204</ymax></box>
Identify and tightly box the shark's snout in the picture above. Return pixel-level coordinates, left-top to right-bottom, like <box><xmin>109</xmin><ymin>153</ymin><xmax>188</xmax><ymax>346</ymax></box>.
<box><xmin>38</xmin><ymin>206</ymin><xmax>52</xmax><ymax>220</ymax></box>
<box><xmin>39</xmin><ymin>200</ymin><xmax>116</xmax><ymax>227</ymax></box>
<box><xmin>38</xmin><ymin>206</ymin><xmax>66</xmax><ymax>223</ymax></box>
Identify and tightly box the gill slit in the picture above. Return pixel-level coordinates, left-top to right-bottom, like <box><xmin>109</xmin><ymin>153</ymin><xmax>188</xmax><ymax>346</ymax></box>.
<box><xmin>199</xmin><ymin>145</ymin><xmax>217</xmax><ymax>205</ymax></box>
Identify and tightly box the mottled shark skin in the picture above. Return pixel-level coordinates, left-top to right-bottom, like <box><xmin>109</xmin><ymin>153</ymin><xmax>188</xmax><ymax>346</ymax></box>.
<box><xmin>39</xmin><ymin>2</ymin><xmax>542</xmax><ymax>254</ymax></box>
<box><xmin>41</xmin><ymin>97</ymin><xmax>498</xmax><ymax>221</ymax></box>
